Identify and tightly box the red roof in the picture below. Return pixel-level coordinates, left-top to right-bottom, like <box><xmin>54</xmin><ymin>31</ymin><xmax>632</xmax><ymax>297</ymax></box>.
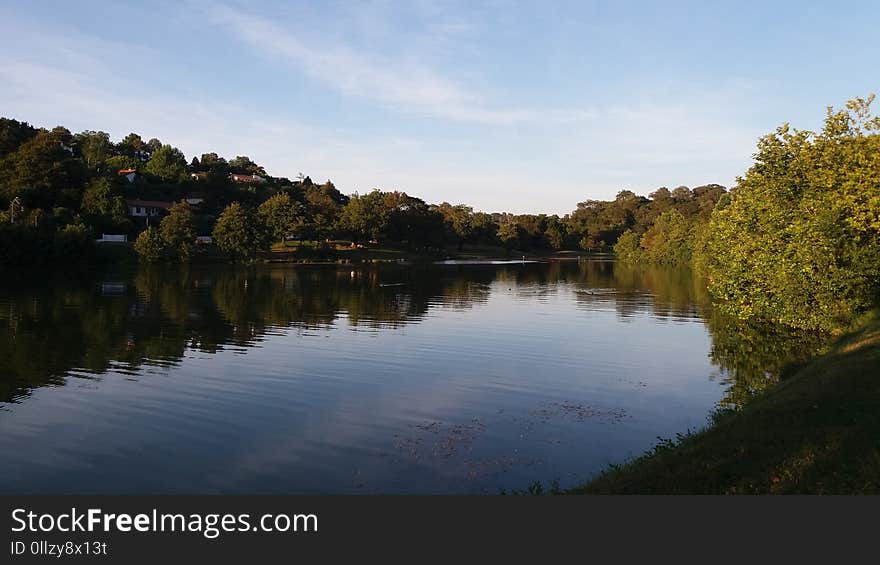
<box><xmin>118</xmin><ymin>168</ymin><xmax>137</xmax><ymax>175</ymax></box>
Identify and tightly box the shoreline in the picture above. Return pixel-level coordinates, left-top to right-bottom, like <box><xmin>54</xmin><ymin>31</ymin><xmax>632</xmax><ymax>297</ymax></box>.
<box><xmin>571</xmin><ymin>309</ymin><xmax>880</xmax><ymax>494</ymax></box>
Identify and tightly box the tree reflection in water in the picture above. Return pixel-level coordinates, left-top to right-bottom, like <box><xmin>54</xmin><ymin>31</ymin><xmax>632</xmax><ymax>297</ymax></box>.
<box><xmin>0</xmin><ymin>261</ymin><xmax>830</xmax><ymax>409</ymax></box>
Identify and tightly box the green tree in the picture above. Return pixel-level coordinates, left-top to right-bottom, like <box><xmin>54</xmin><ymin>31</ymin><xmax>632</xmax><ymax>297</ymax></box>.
<box><xmin>81</xmin><ymin>178</ymin><xmax>127</xmax><ymax>219</ymax></box>
<box><xmin>544</xmin><ymin>216</ymin><xmax>566</xmax><ymax>250</ymax></box>
<box><xmin>104</xmin><ymin>155</ymin><xmax>140</xmax><ymax>172</ymax></box>
<box><xmin>134</xmin><ymin>226</ymin><xmax>166</xmax><ymax>262</ymax></box>
<box><xmin>0</xmin><ymin>127</ymin><xmax>86</xmax><ymax>209</ymax></box>
<box><xmin>700</xmin><ymin>95</ymin><xmax>880</xmax><ymax>332</ymax></box>
<box><xmin>497</xmin><ymin>222</ymin><xmax>519</xmax><ymax>250</ymax></box>
<box><xmin>74</xmin><ymin>131</ymin><xmax>111</xmax><ymax>170</ymax></box>
<box><xmin>437</xmin><ymin>203</ymin><xmax>474</xmax><ymax>250</ymax></box>
<box><xmin>337</xmin><ymin>190</ymin><xmax>389</xmax><ymax>243</ymax></box>
<box><xmin>303</xmin><ymin>182</ymin><xmax>346</xmax><ymax>240</ymax></box>
<box><xmin>212</xmin><ymin>202</ymin><xmax>268</xmax><ymax>260</ymax></box>
<box><xmin>613</xmin><ymin>229</ymin><xmax>643</xmax><ymax>262</ymax></box>
<box><xmin>258</xmin><ymin>193</ymin><xmax>304</xmax><ymax>243</ymax></box>
<box><xmin>160</xmin><ymin>201</ymin><xmax>196</xmax><ymax>260</ymax></box>
<box><xmin>640</xmin><ymin>209</ymin><xmax>693</xmax><ymax>264</ymax></box>
<box><xmin>228</xmin><ymin>155</ymin><xmax>266</xmax><ymax>176</ymax></box>
<box><xmin>144</xmin><ymin>144</ymin><xmax>187</xmax><ymax>182</ymax></box>
<box><xmin>118</xmin><ymin>133</ymin><xmax>146</xmax><ymax>157</ymax></box>
<box><xmin>0</xmin><ymin>118</ymin><xmax>38</xmax><ymax>158</ymax></box>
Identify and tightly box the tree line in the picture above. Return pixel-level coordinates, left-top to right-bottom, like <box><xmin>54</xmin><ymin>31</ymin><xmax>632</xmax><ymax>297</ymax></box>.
<box><xmin>1</xmin><ymin>94</ymin><xmax>878</xmax><ymax>332</ymax></box>
<box><xmin>610</xmin><ymin>95</ymin><xmax>880</xmax><ymax>332</ymax></box>
<box><xmin>0</xmin><ymin>116</ymin><xmax>732</xmax><ymax>264</ymax></box>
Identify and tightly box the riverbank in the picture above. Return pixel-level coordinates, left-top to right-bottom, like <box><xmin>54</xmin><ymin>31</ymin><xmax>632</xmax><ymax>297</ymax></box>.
<box><xmin>89</xmin><ymin>240</ymin><xmax>595</xmax><ymax>266</ymax></box>
<box><xmin>573</xmin><ymin>309</ymin><xmax>880</xmax><ymax>494</ymax></box>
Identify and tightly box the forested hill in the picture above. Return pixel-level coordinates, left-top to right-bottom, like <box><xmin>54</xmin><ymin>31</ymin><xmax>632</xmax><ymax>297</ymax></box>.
<box><xmin>0</xmin><ymin>116</ymin><xmax>725</xmax><ymax>257</ymax></box>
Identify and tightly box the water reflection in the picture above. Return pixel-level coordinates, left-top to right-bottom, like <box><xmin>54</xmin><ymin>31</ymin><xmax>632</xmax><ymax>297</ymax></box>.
<box><xmin>0</xmin><ymin>261</ymin><xmax>827</xmax><ymax>408</ymax></box>
<box><xmin>0</xmin><ymin>261</ymin><xmax>830</xmax><ymax>493</ymax></box>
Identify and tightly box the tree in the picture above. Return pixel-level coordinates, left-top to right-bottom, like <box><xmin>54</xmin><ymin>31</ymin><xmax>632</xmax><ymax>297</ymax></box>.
<box><xmin>0</xmin><ymin>118</ymin><xmax>38</xmax><ymax>158</ymax></box>
<box><xmin>134</xmin><ymin>226</ymin><xmax>166</xmax><ymax>262</ymax></box>
<box><xmin>144</xmin><ymin>144</ymin><xmax>187</xmax><ymax>182</ymax></box>
<box><xmin>437</xmin><ymin>203</ymin><xmax>473</xmax><ymax>250</ymax></box>
<box><xmin>382</xmin><ymin>192</ymin><xmax>443</xmax><ymax>249</ymax></box>
<box><xmin>212</xmin><ymin>202</ymin><xmax>268</xmax><ymax>260</ymax></box>
<box><xmin>640</xmin><ymin>209</ymin><xmax>693</xmax><ymax>264</ymax></box>
<box><xmin>119</xmin><ymin>133</ymin><xmax>146</xmax><ymax>157</ymax></box>
<box><xmin>228</xmin><ymin>155</ymin><xmax>266</xmax><ymax>176</ymax></box>
<box><xmin>337</xmin><ymin>190</ymin><xmax>389</xmax><ymax>243</ymax></box>
<box><xmin>613</xmin><ymin>229</ymin><xmax>642</xmax><ymax>262</ymax></box>
<box><xmin>497</xmin><ymin>222</ymin><xmax>519</xmax><ymax>250</ymax></box>
<box><xmin>0</xmin><ymin>127</ymin><xmax>86</xmax><ymax>209</ymax></box>
<box><xmin>160</xmin><ymin>201</ymin><xmax>196</xmax><ymax>260</ymax></box>
<box><xmin>74</xmin><ymin>131</ymin><xmax>111</xmax><ymax>169</ymax></box>
<box><xmin>81</xmin><ymin>178</ymin><xmax>127</xmax><ymax>220</ymax></box>
<box><xmin>700</xmin><ymin>95</ymin><xmax>880</xmax><ymax>332</ymax></box>
<box><xmin>258</xmin><ymin>193</ymin><xmax>304</xmax><ymax>243</ymax></box>
<box><xmin>303</xmin><ymin>182</ymin><xmax>346</xmax><ymax>240</ymax></box>
<box><xmin>543</xmin><ymin>216</ymin><xmax>566</xmax><ymax>250</ymax></box>
<box><xmin>104</xmin><ymin>155</ymin><xmax>140</xmax><ymax>171</ymax></box>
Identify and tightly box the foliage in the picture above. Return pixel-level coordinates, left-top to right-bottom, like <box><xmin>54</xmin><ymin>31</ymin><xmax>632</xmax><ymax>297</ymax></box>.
<box><xmin>496</xmin><ymin>222</ymin><xmax>519</xmax><ymax>249</ymax></box>
<box><xmin>0</xmin><ymin>222</ymin><xmax>93</xmax><ymax>269</ymax></box>
<box><xmin>700</xmin><ymin>95</ymin><xmax>880</xmax><ymax>331</ymax></box>
<box><xmin>134</xmin><ymin>226</ymin><xmax>166</xmax><ymax>262</ymax></box>
<box><xmin>159</xmin><ymin>201</ymin><xmax>196</xmax><ymax>260</ymax></box>
<box><xmin>337</xmin><ymin>190</ymin><xmax>390</xmax><ymax>243</ymax></box>
<box><xmin>144</xmin><ymin>144</ymin><xmax>187</xmax><ymax>182</ymax></box>
<box><xmin>81</xmin><ymin>178</ymin><xmax>126</xmax><ymax>219</ymax></box>
<box><xmin>258</xmin><ymin>192</ymin><xmax>304</xmax><ymax>243</ymax></box>
<box><xmin>639</xmin><ymin>209</ymin><xmax>693</xmax><ymax>264</ymax></box>
<box><xmin>0</xmin><ymin>126</ymin><xmax>86</xmax><ymax>209</ymax></box>
<box><xmin>212</xmin><ymin>202</ymin><xmax>268</xmax><ymax>260</ymax></box>
<box><xmin>613</xmin><ymin>229</ymin><xmax>642</xmax><ymax>262</ymax></box>
<box><xmin>74</xmin><ymin>131</ymin><xmax>112</xmax><ymax>170</ymax></box>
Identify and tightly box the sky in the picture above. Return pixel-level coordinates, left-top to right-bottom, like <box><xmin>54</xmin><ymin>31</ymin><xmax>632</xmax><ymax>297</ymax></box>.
<box><xmin>1</xmin><ymin>0</ymin><xmax>878</xmax><ymax>214</ymax></box>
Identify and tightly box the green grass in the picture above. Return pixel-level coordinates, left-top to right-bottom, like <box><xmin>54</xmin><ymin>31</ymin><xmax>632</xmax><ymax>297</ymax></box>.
<box><xmin>572</xmin><ymin>310</ymin><xmax>880</xmax><ymax>494</ymax></box>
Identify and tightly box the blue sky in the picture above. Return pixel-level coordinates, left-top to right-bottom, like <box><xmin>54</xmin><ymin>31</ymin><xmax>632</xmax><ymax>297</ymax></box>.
<box><xmin>1</xmin><ymin>1</ymin><xmax>877</xmax><ymax>214</ymax></box>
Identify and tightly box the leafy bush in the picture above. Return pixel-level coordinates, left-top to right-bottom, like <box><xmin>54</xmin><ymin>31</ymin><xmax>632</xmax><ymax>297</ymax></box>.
<box><xmin>134</xmin><ymin>226</ymin><xmax>166</xmax><ymax>263</ymax></box>
<box><xmin>700</xmin><ymin>96</ymin><xmax>880</xmax><ymax>332</ymax></box>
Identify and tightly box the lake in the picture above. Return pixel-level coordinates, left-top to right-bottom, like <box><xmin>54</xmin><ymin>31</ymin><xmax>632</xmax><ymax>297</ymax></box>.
<box><xmin>0</xmin><ymin>260</ymin><xmax>824</xmax><ymax>493</ymax></box>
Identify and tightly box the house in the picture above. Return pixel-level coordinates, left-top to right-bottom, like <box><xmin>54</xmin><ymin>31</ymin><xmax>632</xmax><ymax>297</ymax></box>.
<box><xmin>126</xmin><ymin>199</ymin><xmax>173</xmax><ymax>218</ymax></box>
<box><xmin>190</xmin><ymin>172</ymin><xmax>208</xmax><ymax>181</ymax></box>
<box><xmin>229</xmin><ymin>173</ymin><xmax>266</xmax><ymax>183</ymax></box>
<box><xmin>184</xmin><ymin>192</ymin><xmax>206</xmax><ymax>206</ymax></box>
<box><xmin>118</xmin><ymin>168</ymin><xmax>138</xmax><ymax>182</ymax></box>
<box><xmin>95</xmin><ymin>234</ymin><xmax>128</xmax><ymax>243</ymax></box>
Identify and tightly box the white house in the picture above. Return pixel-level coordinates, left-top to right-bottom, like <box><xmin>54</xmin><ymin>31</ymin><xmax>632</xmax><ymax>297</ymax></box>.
<box><xmin>229</xmin><ymin>173</ymin><xmax>266</xmax><ymax>183</ymax></box>
<box><xmin>127</xmin><ymin>199</ymin><xmax>173</xmax><ymax>217</ymax></box>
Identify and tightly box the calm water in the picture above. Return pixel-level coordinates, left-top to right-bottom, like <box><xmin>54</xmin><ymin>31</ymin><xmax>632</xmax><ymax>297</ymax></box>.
<box><xmin>0</xmin><ymin>261</ymin><xmax>824</xmax><ymax>493</ymax></box>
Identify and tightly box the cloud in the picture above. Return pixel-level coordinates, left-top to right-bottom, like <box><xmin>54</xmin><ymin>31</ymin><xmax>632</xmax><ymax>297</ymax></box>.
<box><xmin>206</xmin><ymin>3</ymin><xmax>589</xmax><ymax>125</ymax></box>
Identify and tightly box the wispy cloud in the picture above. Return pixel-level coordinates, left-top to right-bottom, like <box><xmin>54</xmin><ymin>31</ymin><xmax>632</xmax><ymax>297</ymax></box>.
<box><xmin>206</xmin><ymin>3</ymin><xmax>589</xmax><ymax>125</ymax></box>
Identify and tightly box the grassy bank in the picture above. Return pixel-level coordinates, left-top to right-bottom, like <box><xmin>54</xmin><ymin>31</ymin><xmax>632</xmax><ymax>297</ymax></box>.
<box><xmin>573</xmin><ymin>310</ymin><xmax>880</xmax><ymax>494</ymax></box>
<box><xmin>267</xmin><ymin>241</ymin><xmax>589</xmax><ymax>263</ymax></box>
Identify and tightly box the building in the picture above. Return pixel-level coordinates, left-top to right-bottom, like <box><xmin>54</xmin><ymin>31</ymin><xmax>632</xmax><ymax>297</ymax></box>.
<box><xmin>184</xmin><ymin>192</ymin><xmax>206</xmax><ymax>206</ymax></box>
<box><xmin>118</xmin><ymin>168</ymin><xmax>138</xmax><ymax>182</ymax></box>
<box><xmin>229</xmin><ymin>173</ymin><xmax>266</xmax><ymax>183</ymax></box>
<box><xmin>126</xmin><ymin>199</ymin><xmax>173</xmax><ymax>218</ymax></box>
